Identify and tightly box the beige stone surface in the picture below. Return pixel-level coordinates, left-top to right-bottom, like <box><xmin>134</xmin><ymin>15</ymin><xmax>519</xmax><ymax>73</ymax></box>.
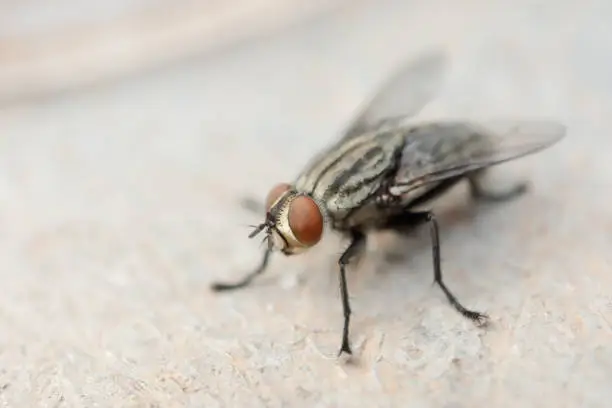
<box><xmin>0</xmin><ymin>0</ymin><xmax>611</xmax><ymax>407</ymax></box>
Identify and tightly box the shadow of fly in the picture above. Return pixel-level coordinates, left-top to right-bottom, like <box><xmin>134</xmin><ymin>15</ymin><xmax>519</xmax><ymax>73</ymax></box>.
<box><xmin>210</xmin><ymin>49</ymin><xmax>567</xmax><ymax>357</ymax></box>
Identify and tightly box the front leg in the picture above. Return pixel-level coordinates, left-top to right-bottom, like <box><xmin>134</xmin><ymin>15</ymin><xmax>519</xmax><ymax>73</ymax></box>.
<box><xmin>210</xmin><ymin>247</ymin><xmax>273</xmax><ymax>291</ymax></box>
<box><xmin>337</xmin><ymin>230</ymin><xmax>367</xmax><ymax>356</ymax></box>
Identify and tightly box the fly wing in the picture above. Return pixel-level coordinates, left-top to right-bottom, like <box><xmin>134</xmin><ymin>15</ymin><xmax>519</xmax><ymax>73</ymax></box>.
<box><xmin>391</xmin><ymin>119</ymin><xmax>567</xmax><ymax>193</ymax></box>
<box><xmin>340</xmin><ymin>49</ymin><xmax>449</xmax><ymax>140</ymax></box>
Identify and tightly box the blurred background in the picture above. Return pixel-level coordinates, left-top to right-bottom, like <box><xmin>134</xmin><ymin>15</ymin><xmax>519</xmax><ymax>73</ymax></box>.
<box><xmin>0</xmin><ymin>1</ymin><xmax>611</xmax><ymax>407</ymax></box>
<box><xmin>0</xmin><ymin>0</ymin><xmax>351</xmax><ymax>104</ymax></box>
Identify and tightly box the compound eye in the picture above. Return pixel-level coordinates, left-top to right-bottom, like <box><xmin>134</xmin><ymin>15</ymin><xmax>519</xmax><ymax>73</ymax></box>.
<box><xmin>288</xmin><ymin>196</ymin><xmax>323</xmax><ymax>246</ymax></box>
<box><xmin>265</xmin><ymin>183</ymin><xmax>291</xmax><ymax>211</ymax></box>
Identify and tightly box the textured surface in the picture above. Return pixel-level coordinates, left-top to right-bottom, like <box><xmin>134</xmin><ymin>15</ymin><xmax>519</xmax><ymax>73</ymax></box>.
<box><xmin>1</xmin><ymin>1</ymin><xmax>611</xmax><ymax>407</ymax></box>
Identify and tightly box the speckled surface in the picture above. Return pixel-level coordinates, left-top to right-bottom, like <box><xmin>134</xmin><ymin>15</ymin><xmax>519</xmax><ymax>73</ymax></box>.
<box><xmin>0</xmin><ymin>1</ymin><xmax>611</xmax><ymax>407</ymax></box>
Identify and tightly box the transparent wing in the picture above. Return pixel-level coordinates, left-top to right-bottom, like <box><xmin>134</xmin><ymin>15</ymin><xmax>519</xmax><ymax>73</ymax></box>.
<box><xmin>340</xmin><ymin>49</ymin><xmax>449</xmax><ymax>140</ymax></box>
<box><xmin>391</xmin><ymin>119</ymin><xmax>567</xmax><ymax>193</ymax></box>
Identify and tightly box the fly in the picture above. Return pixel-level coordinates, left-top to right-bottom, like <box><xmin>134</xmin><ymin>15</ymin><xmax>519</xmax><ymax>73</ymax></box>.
<box><xmin>210</xmin><ymin>50</ymin><xmax>567</xmax><ymax>357</ymax></box>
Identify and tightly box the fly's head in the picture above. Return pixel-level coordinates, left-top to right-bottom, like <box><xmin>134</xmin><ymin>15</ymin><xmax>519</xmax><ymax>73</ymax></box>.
<box><xmin>249</xmin><ymin>183</ymin><xmax>325</xmax><ymax>256</ymax></box>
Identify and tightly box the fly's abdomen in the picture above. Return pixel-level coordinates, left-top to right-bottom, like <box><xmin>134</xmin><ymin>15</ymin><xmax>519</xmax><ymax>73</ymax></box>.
<box><xmin>393</xmin><ymin>123</ymin><xmax>493</xmax><ymax>188</ymax></box>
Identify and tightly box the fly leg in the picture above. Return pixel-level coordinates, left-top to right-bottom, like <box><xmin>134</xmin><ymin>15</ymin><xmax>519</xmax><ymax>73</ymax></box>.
<box><xmin>337</xmin><ymin>230</ymin><xmax>367</xmax><ymax>356</ymax></box>
<box><xmin>210</xmin><ymin>248</ymin><xmax>273</xmax><ymax>291</ymax></box>
<box><xmin>382</xmin><ymin>210</ymin><xmax>489</xmax><ymax>325</ymax></box>
<box><xmin>468</xmin><ymin>169</ymin><xmax>528</xmax><ymax>203</ymax></box>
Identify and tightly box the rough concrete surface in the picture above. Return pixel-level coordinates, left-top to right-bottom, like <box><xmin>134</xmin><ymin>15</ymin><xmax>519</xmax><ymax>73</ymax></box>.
<box><xmin>1</xmin><ymin>1</ymin><xmax>611</xmax><ymax>407</ymax></box>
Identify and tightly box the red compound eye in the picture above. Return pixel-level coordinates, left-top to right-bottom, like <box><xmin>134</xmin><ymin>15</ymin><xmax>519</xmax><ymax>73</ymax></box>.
<box><xmin>265</xmin><ymin>183</ymin><xmax>291</xmax><ymax>211</ymax></box>
<box><xmin>288</xmin><ymin>196</ymin><xmax>323</xmax><ymax>246</ymax></box>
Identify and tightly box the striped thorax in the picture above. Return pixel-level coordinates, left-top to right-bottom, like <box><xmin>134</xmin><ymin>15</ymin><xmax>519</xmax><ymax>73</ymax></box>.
<box><xmin>294</xmin><ymin>130</ymin><xmax>405</xmax><ymax>226</ymax></box>
<box><xmin>257</xmin><ymin>130</ymin><xmax>405</xmax><ymax>256</ymax></box>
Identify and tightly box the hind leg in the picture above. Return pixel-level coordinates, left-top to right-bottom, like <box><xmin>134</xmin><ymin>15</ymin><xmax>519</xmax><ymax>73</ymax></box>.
<box><xmin>380</xmin><ymin>210</ymin><xmax>488</xmax><ymax>325</ymax></box>
<box><xmin>468</xmin><ymin>169</ymin><xmax>528</xmax><ymax>203</ymax></box>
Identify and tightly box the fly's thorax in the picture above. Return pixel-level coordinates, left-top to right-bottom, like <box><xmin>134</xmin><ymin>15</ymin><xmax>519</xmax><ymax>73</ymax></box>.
<box><xmin>293</xmin><ymin>131</ymin><xmax>405</xmax><ymax>219</ymax></box>
<box><xmin>262</xmin><ymin>183</ymin><xmax>327</xmax><ymax>255</ymax></box>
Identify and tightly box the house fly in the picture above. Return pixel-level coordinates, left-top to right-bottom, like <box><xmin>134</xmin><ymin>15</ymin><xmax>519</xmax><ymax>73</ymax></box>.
<box><xmin>210</xmin><ymin>50</ymin><xmax>567</xmax><ymax>357</ymax></box>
